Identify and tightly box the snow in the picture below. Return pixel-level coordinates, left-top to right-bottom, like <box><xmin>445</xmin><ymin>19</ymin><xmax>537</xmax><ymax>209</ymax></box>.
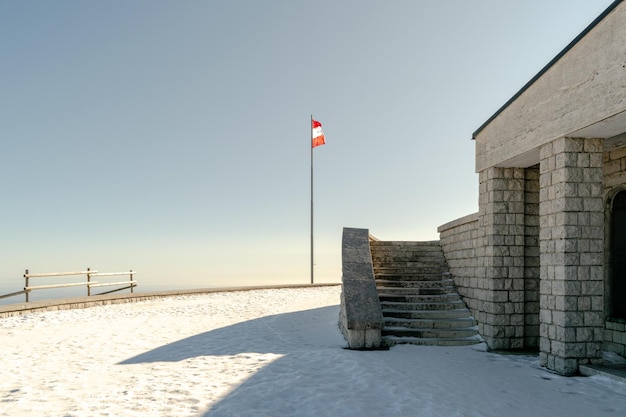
<box><xmin>1</xmin><ymin>285</ymin><xmax>625</xmax><ymax>417</ymax></box>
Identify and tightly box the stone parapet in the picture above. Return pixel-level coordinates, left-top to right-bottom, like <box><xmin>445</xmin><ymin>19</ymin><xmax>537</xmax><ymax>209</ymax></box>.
<box><xmin>438</xmin><ymin>212</ymin><xmax>484</xmax><ymax>335</ymax></box>
<box><xmin>438</xmin><ymin>212</ymin><xmax>479</xmax><ymax>233</ymax></box>
<box><xmin>339</xmin><ymin>228</ymin><xmax>384</xmax><ymax>349</ymax></box>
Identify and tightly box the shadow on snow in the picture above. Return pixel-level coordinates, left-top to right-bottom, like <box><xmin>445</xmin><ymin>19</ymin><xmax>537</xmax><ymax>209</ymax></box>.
<box><xmin>118</xmin><ymin>305</ymin><xmax>343</xmax><ymax>364</ymax></box>
<box><xmin>117</xmin><ymin>305</ymin><xmax>375</xmax><ymax>416</ymax></box>
<box><xmin>115</xmin><ymin>304</ymin><xmax>626</xmax><ymax>417</ymax></box>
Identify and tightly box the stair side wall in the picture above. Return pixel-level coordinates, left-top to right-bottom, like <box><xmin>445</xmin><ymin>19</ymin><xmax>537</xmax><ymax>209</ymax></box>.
<box><xmin>438</xmin><ymin>166</ymin><xmax>542</xmax><ymax>352</ymax></box>
<box><xmin>437</xmin><ymin>214</ymin><xmax>488</xmax><ymax>342</ymax></box>
<box><xmin>339</xmin><ymin>228</ymin><xmax>384</xmax><ymax>349</ymax></box>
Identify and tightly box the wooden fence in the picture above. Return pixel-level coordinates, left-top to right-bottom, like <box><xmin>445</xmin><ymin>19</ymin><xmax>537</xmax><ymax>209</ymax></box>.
<box><xmin>0</xmin><ymin>268</ymin><xmax>137</xmax><ymax>302</ymax></box>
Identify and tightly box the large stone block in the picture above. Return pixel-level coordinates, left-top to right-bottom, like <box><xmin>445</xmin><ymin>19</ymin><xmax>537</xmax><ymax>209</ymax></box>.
<box><xmin>339</xmin><ymin>228</ymin><xmax>383</xmax><ymax>350</ymax></box>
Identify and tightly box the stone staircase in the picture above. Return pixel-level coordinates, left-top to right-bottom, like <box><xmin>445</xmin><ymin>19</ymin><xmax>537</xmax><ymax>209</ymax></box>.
<box><xmin>370</xmin><ymin>240</ymin><xmax>482</xmax><ymax>347</ymax></box>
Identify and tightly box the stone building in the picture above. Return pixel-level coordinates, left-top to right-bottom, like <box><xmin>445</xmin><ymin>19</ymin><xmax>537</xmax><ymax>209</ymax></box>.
<box><xmin>437</xmin><ymin>0</ymin><xmax>626</xmax><ymax>375</ymax></box>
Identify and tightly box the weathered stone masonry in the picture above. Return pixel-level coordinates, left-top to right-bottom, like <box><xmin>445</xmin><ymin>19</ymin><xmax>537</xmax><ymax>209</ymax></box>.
<box><xmin>481</xmin><ymin>167</ymin><xmax>527</xmax><ymax>350</ymax></box>
<box><xmin>438</xmin><ymin>1</ymin><xmax>626</xmax><ymax>375</ymax></box>
<box><xmin>538</xmin><ymin>137</ymin><xmax>605</xmax><ymax>373</ymax></box>
<box><xmin>437</xmin><ymin>215</ymin><xmax>481</xmax><ymax>329</ymax></box>
<box><xmin>438</xmin><ymin>166</ymin><xmax>540</xmax><ymax>351</ymax></box>
<box><xmin>440</xmin><ymin>143</ymin><xmax>626</xmax><ymax>372</ymax></box>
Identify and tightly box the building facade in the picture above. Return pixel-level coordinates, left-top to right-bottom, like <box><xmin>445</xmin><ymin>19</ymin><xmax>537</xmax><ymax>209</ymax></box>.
<box><xmin>438</xmin><ymin>0</ymin><xmax>626</xmax><ymax>375</ymax></box>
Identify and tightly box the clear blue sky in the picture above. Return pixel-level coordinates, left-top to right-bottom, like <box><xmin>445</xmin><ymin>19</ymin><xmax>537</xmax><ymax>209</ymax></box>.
<box><xmin>0</xmin><ymin>0</ymin><xmax>615</xmax><ymax>293</ymax></box>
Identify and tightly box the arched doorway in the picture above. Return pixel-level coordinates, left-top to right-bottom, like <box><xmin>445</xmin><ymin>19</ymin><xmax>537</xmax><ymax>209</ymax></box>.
<box><xmin>611</xmin><ymin>190</ymin><xmax>626</xmax><ymax>319</ymax></box>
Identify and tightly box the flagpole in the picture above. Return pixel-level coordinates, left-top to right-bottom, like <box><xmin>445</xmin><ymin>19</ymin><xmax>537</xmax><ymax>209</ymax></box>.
<box><xmin>310</xmin><ymin>114</ymin><xmax>314</xmax><ymax>284</ymax></box>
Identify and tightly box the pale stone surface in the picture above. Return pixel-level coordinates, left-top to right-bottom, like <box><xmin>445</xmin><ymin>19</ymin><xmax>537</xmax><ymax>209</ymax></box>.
<box><xmin>440</xmin><ymin>138</ymin><xmax>626</xmax><ymax>373</ymax></box>
<box><xmin>439</xmin><ymin>2</ymin><xmax>626</xmax><ymax>375</ymax></box>
<box><xmin>474</xmin><ymin>3</ymin><xmax>626</xmax><ymax>171</ymax></box>
<box><xmin>338</xmin><ymin>228</ymin><xmax>383</xmax><ymax>349</ymax></box>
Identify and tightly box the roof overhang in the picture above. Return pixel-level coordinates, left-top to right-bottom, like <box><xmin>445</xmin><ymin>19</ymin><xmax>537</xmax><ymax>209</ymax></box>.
<box><xmin>472</xmin><ymin>0</ymin><xmax>624</xmax><ymax>141</ymax></box>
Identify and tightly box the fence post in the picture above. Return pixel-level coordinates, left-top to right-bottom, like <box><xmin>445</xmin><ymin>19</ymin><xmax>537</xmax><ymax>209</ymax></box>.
<box><xmin>24</xmin><ymin>269</ymin><xmax>29</xmax><ymax>302</ymax></box>
<box><xmin>87</xmin><ymin>267</ymin><xmax>91</xmax><ymax>296</ymax></box>
<box><xmin>130</xmin><ymin>270</ymin><xmax>134</xmax><ymax>293</ymax></box>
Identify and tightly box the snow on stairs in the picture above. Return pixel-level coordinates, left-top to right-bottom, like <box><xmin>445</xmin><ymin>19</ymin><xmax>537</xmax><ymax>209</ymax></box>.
<box><xmin>370</xmin><ymin>240</ymin><xmax>482</xmax><ymax>347</ymax></box>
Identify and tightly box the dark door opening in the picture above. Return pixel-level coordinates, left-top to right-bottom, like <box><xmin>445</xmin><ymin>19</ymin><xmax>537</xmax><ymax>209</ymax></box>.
<box><xmin>611</xmin><ymin>191</ymin><xmax>626</xmax><ymax>319</ymax></box>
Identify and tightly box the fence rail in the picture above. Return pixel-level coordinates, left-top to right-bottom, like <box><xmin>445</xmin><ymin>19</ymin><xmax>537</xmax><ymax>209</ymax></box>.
<box><xmin>0</xmin><ymin>268</ymin><xmax>137</xmax><ymax>302</ymax></box>
<box><xmin>0</xmin><ymin>290</ymin><xmax>27</xmax><ymax>300</ymax></box>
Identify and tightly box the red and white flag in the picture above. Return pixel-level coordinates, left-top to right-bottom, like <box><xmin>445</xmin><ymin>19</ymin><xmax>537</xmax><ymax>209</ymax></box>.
<box><xmin>312</xmin><ymin>119</ymin><xmax>325</xmax><ymax>148</ymax></box>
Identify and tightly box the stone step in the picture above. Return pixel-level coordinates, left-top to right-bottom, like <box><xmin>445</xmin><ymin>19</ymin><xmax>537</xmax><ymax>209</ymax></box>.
<box><xmin>370</xmin><ymin>246</ymin><xmax>444</xmax><ymax>260</ymax></box>
<box><xmin>371</xmin><ymin>240</ymin><xmax>441</xmax><ymax>243</ymax></box>
<box><xmin>375</xmin><ymin>273</ymin><xmax>449</xmax><ymax>281</ymax></box>
<box><xmin>376</xmin><ymin>286</ymin><xmax>454</xmax><ymax>295</ymax></box>
<box><xmin>382</xmin><ymin>326</ymin><xmax>479</xmax><ymax>339</ymax></box>
<box><xmin>380</xmin><ymin>300</ymin><xmax>466</xmax><ymax>311</ymax></box>
<box><xmin>378</xmin><ymin>293</ymin><xmax>461</xmax><ymax>303</ymax></box>
<box><xmin>371</xmin><ymin>244</ymin><xmax>444</xmax><ymax>251</ymax></box>
<box><xmin>371</xmin><ymin>249</ymin><xmax>444</xmax><ymax>255</ymax></box>
<box><xmin>383</xmin><ymin>316</ymin><xmax>477</xmax><ymax>329</ymax></box>
<box><xmin>381</xmin><ymin>308</ymin><xmax>472</xmax><ymax>320</ymax></box>
<box><xmin>370</xmin><ymin>245</ymin><xmax>443</xmax><ymax>251</ymax></box>
<box><xmin>374</xmin><ymin>266</ymin><xmax>447</xmax><ymax>273</ymax></box>
<box><xmin>375</xmin><ymin>279</ymin><xmax>454</xmax><ymax>288</ymax></box>
<box><xmin>375</xmin><ymin>264</ymin><xmax>447</xmax><ymax>270</ymax></box>
<box><xmin>374</xmin><ymin>261</ymin><xmax>445</xmax><ymax>267</ymax></box>
<box><xmin>371</xmin><ymin>248</ymin><xmax>444</xmax><ymax>254</ymax></box>
<box><xmin>373</xmin><ymin>262</ymin><xmax>448</xmax><ymax>275</ymax></box>
<box><xmin>371</xmin><ymin>239</ymin><xmax>483</xmax><ymax>348</ymax></box>
<box><xmin>370</xmin><ymin>245</ymin><xmax>444</xmax><ymax>258</ymax></box>
<box><xmin>382</xmin><ymin>334</ymin><xmax>483</xmax><ymax>347</ymax></box>
<box><xmin>371</xmin><ymin>250</ymin><xmax>445</xmax><ymax>258</ymax></box>
<box><xmin>374</xmin><ymin>257</ymin><xmax>446</xmax><ymax>263</ymax></box>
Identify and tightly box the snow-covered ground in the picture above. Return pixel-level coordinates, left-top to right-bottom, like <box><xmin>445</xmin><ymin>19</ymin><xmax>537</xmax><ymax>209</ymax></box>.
<box><xmin>1</xmin><ymin>285</ymin><xmax>625</xmax><ymax>417</ymax></box>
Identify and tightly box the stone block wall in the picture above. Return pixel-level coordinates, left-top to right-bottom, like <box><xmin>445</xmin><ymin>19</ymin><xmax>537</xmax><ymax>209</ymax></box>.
<box><xmin>603</xmin><ymin>145</ymin><xmax>626</xmax><ymax>189</ymax></box>
<box><xmin>479</xmin><ymin>167</ymin><xmax>527</xmax><ymax>349</ymax></box>
<box><xmin>439</xmin><ymin>166</ymin><xmax>541</xmax><ymax>350</ymax></box>
<box><xmin>440</xmin><ymin>138</ymin><xmax>626</xmax><ymax>373</ymax></box>
<box><xmin>605</xmin><ymin>321</ymin><xmax>626</xmax><ymax>356</ymax></box>
<box><xmin>437</xmin><ymin>213</ymin><xmax>484</xmax><ymax>333</ymax></box>
<box><xmin>538</xmin><ymin>137</ymin><xmax>605</xmax><ymax>374</ymax></box>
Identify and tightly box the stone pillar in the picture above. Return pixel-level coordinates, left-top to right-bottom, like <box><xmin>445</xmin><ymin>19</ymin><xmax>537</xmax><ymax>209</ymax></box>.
<box><xmin>478</xmin><ymin>167</ymin><xmax>526</xmax><ymax>349</ymax></box>
<box><xmin>539</xmin><ymin>137</ymin><xmax>604</xmax><ymax>375</ymax></box>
